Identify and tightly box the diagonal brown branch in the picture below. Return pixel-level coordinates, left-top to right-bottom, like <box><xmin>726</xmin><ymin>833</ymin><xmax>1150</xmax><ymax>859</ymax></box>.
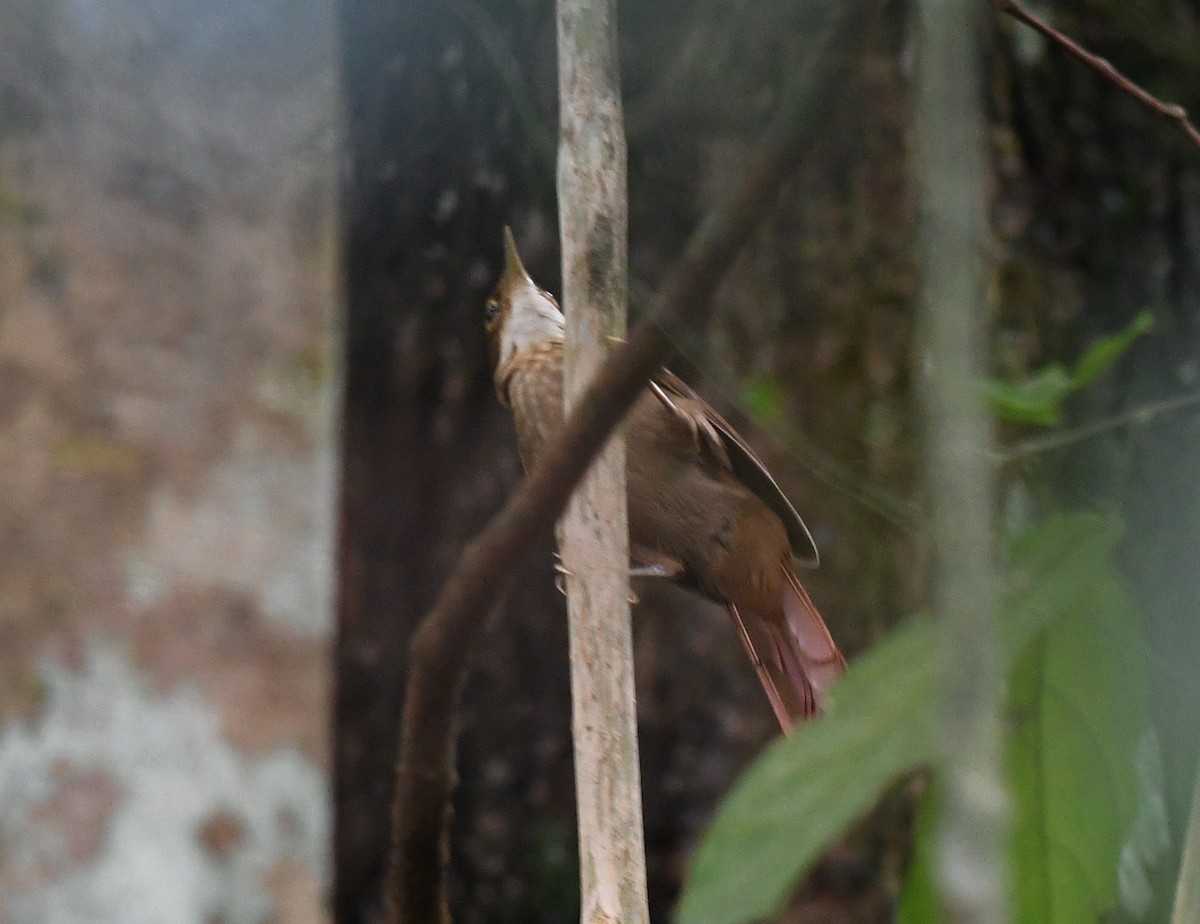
<box><xmin>992</xmin><ymin>0</ymin><xmax>1200</xmax><ymax>152</ymax></box>
<box><xmin>382</xmin><ymin>1</ymin><xmax>873</xmax><ymax>920</ymax></box>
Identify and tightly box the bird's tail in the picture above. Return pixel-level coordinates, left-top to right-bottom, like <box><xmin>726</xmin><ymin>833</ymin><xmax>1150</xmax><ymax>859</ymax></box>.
<box><xmin>725</xmin><ymin>563</ymin><xmax>846</xmax><ymax>734</ymax></box>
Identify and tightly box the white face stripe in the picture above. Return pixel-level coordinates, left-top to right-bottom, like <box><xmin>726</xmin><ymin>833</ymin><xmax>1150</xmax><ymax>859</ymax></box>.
<box><xmin>499</xmin><ymin>276</ymin><xmax>564</xmax><ymax>369</ymax></box>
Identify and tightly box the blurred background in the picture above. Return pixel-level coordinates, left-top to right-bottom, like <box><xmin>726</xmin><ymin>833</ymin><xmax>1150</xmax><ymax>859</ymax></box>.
<box><xmin>4</xmin><ymin>0</ymin><xmax>1200</xmax><ymax>922</ymax></box>
<box><xmin>0</xmin><ymin>0</ymin><xmax>337</xmax><ymax>921</ymax></box>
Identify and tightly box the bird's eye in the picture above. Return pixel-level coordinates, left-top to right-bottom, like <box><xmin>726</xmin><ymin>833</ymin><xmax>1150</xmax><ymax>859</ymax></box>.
<box><xmin>484</xmin><ymin>300</ymin><xmax>499</xmax><ymax>321</ymax></box>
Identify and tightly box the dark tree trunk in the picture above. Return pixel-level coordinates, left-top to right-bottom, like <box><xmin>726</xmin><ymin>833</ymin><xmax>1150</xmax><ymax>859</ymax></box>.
<box><xmin>333</xmin><ymin>1</ymin><xmax>909</xmax><ymax>921</ymax></box>
<box><xmin>334</xmin><ymin>3</ymin><xmax>571</xmax><ymax>921</ymax></box>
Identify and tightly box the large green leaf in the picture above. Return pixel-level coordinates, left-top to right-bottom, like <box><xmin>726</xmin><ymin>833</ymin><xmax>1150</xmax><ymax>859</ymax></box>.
<box><xmin>1008</xmin><ymin>532</ymin><xmax>1149</xmax><ymax>924</ymax></box>
<box><xmin>676</xmin><ymin>619</ymin><xmax>939</xmax><ymax>924</ymax></box>
<box><xmin>679</xmin><ymin>513</ymin><xmax>1119</xmax><ymax>924</ymax></box>
<box><xmin>895</xmin><ymin>784</ymin><xmax>941</xmax><ymax>923</ymax></box>
<box><xmin>896</xmin><ymin>512</ymin><xmax>1132</xmax><ymax>923</ymax></box>
<box><xmin>1002</xmin><ymin>513</ymin><xmax>1124</xmax><ymax>661</ymax></box>
<box><xmin>896</xmin><ymin>513</ymin><xmax>1150</xmax><ymax>924</ymax></box>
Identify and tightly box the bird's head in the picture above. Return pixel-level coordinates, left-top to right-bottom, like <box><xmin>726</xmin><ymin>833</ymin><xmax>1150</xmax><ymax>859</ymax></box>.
<box><xmin>485</xmin><ymin>227</ymin><xmax>565</xmax><ymax>402</ymax></box>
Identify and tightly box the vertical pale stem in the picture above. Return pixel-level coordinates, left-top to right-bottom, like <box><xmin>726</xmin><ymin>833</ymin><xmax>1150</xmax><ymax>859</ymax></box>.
<box><xmin>1171</xmin><ymin>759</ymin><xmax>1200</xmax><ymax>924</ymax></box>
<box><xmin>556</xmin><ymin>0</ymin><xmax>650</xmax><ymax>923</ymax></box>
<box><xmin>913</xmin><ymin>1</ymin><xmax>1008</xmax><ymax>922</ymax></box>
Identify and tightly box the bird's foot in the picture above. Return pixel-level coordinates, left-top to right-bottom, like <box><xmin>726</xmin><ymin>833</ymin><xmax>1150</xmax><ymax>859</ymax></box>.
<box><xmin>552</xmin><ymin>553</ymin><xmax>641</xmax><ymax>604</ymax></box>
<box><xmin>552</xmin><ymin>553</ymin><xmax>572</xmax><ymax>595</ymax></box>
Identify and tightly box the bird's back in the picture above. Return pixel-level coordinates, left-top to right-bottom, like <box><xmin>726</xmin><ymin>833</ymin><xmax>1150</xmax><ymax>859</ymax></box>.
<box><xmin>505</xmin><ymin>342</ymin><xmax>793</xmax><ymax>608</ymax></box>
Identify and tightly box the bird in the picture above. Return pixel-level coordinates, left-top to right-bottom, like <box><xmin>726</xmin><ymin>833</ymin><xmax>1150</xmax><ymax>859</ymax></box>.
<box><xmin>485</xmin><ymin>227</ymin><xmax>846</xmax><ymax>733</ymax></box>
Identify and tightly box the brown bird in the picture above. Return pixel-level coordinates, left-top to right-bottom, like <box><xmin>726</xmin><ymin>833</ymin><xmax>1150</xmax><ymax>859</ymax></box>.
<box><xmin>486</xmin><ymin>228</ymin><xmax>846</xmax><ymax>733</ymax></box>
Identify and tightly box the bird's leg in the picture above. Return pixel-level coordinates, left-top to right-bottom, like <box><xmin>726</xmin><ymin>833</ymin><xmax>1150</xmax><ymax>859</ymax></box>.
<box><xmin>553</xmin><ymin>547</ymin><xmax>681</xmax><ymax>603</ymax></box>
<box><xmin>552</xmin><ymin>553</ymin><xmax>639</xmax><ymax>604</ymax></box>
<box><xmin>628</xmin><ymin>564</ymin><xmax>677</xmax><ymax>578</ymax></box>
<box><xmin>630</xmin><ymin>546</ymin><xmax>686</xmax><ymax>581</ymax></box>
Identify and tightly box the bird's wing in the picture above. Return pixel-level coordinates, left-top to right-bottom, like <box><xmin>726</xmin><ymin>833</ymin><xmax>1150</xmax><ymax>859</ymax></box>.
<box><xmin>651</xmin><ymin>368</ymin><xmax>820</xmax><ymax>567</ymax></box>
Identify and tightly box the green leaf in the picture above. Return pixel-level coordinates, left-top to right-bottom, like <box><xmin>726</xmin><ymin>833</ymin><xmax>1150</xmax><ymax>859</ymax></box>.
<box><xmin>1071</xmin><ymin>310</ymin><xmax>1153</xmax><ymax>389</ymax></box>
<box><xmin>983</xmin><ymin>311</ymin><xmax>1152</xmax><ymax>427</ymax></box>
<box><xmin>1002</xmin><ymin>512</ymin><xmax>1124</xmax><ymax>662</ymax></box>
<box><xmin>676</xmin><ymin>619</ymin><xmax>940</xmax><ymax>924</ymax></box>
<box><xmin>896</xmin><ymin>784</ymin><xmax>941</xmax><ymax>924</ymax></box>
<box><xmin>981</xmin><ymin>365</ymin><xmax>1074</xmax><ymax>425</ymax></box>
<box><xmin>678</xmin><ymin>513</ymin><xmax>1131</xmax><ymax>924</ymax></box>
<box><xmin>896</xmin><ymin>513</ymin><xmax>1147</xmax><ymax>924</ymax></box>
<box><xmin>898</xmin><ymin>512</ymin><xmax>1132</xmax><ymax>924</ymax></box>
<box><xmin>1008</xmin><ymin>542</ymin><xmax>1149</xmax><ymax>924</ymax></box>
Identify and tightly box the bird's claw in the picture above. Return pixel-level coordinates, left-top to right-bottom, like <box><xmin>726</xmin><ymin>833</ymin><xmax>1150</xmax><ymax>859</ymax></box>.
<box><xmin>553</xmin><ymin>553</ymin><xmax>572</xmax><ymax>595</ymax></box>
<box><xmin>552</xmin><ymin>553</ymin><xmax>640</xmax><ymax>604</ymax></box>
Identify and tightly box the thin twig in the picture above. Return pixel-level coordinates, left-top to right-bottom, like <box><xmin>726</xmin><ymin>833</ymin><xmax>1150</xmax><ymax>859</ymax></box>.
<box><xmin>383</xmin><ymin>1</ymin><xmax>873</xmax><ymax>920</ymax></box>
<box><xmin>992</xmin><ymin>0</ymin><xmax>1200</xmax><ymax>152</ymax></box>
<box><xmin>999</xmin><ymin>391</ymin><xmax>1200</xmax><ymax>464</ymax></box>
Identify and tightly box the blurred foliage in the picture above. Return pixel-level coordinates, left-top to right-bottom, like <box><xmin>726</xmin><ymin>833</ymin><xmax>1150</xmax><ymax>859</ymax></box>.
<box><xmin>739</xmin><ymin>376</ymin><xmax>786</xmax><ymax>427</ymax></box>
<box><xmin>982</xmin><ymin>310</ymin><xmax>1153</xmax><ymax>425</ymax></box>
<box><xmin>679</xmin><ymin>511</ymin><xmax>1149</xmax><ymax>924</ymax></box>
<box><xmin>678</xmin><ymin>620</ymin><xmax>937</xmax><ymax>924</ymax></box>
<box><xmin>1006</xmin><ymin>533</ymin><xmax>1148</xmax><ymax>924</ymax></box>
<box><xmin>898</xmin><ymin>516</ymin><xmax>1154</xmax><ymax>924</ymax></box>
<box><xmin>679</xmin><ymin>276</ymin><xmax>1161</xmax><ymax>924</ymax></box>
<box><xmin>1116</xmin><ymin>731</ymin><xmax>1172</xmax><ymax>918</ymax></box>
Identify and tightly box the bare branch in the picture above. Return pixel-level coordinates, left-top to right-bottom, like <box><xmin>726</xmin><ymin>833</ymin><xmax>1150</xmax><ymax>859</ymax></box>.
<box><xmin>383</xmin><ymin>1</ymin><xmax>873</xmax><ymax>919</ymax></box>
<box><xmin>992</xmin><ymin>0</ymin><xmax>1200</xmax><ymax>152</ymax></box>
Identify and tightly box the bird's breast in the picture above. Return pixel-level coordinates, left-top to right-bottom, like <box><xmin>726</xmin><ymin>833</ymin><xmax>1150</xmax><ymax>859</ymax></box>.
<box><xmin>504</xmin><ymin>342</ymin><xmax>566</xmax><ymax>471</ymax></box>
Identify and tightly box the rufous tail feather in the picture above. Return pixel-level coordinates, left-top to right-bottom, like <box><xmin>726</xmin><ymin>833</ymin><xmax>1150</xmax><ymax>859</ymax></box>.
<box><xmin>726</xmin><ymin>602</ymin><xmax>797</xmax><ymax>733</ymax></box>
<box><xmin>780</xmin><ymin>562</ymin><xmax>847</xmax><ymax>697</ymax></box>
<box><xmin>725</xmin><ymin>564</ymin><xmax>846</xmax><ymax>735</ymax></box>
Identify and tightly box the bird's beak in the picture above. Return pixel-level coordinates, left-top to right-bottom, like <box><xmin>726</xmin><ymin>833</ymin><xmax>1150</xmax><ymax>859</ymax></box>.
<box><xmin>501</xmin><ymin>227</ymin><xmax>531</xmax><ymax>289</ymax></box>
